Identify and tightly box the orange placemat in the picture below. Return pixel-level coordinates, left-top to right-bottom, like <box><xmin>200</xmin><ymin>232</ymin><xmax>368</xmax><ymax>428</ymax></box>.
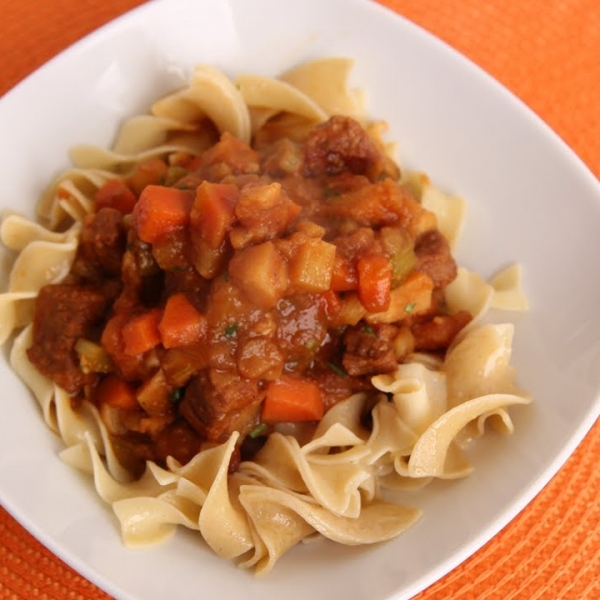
<box><xmin>0</xmin><ymin>1</ymin><xmax>598</xmax><ymax>599</ymax></box>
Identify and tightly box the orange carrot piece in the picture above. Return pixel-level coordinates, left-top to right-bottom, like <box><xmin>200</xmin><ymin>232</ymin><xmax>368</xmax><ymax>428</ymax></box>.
<box><xmin>321</xmin><ymin>289</ymin><xmax>342</xmax><ymax>320</ymax></box>
<box><xmin>94</xmin><ymin>179</ymin><xmax>137</xmax><ymax>215</ymax></box>
<box><xmin>131</xmin><ymin>185</ymin><xmax>194</xmax><ymax>244</ymax></box>
<box><xmin>357</xmin><ymin>254</ymin><xmax>392</xmax><ymax>313</ymax></box>
<box><xmin>100</xmin><ymin>313</ymin><xmax>129</xmax><ymax>363</ymax></box>
<box><xmin>190</xmin><ymin>181</ymin><xmax>239</xmax><ymax>249</ymax></box>
<box><xmin>330</xmin><ymin>254</ymin><xmax>358</xmax><ymax>292</ymax></box>
<box><xmin>261</xmin><ymin>375</ymin><xmax>325</xmax><ymax>423</ymax></box>
<box><xmin>159</xmin><ymin>293</ymin><xmax>207</xmax><ymax>349</ymax></box>
<box><xmin>94</xmin><ymin>374</ymin><xmax>138</xmax><ymax>411</ymax></box>
<box><xmin>122</xmin><ymin>309</ymin><xmax>162</xmax><ymax>356</ymax></box>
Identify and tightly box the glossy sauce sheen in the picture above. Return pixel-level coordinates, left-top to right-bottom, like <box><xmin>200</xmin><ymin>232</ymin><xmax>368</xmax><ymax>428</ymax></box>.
<box><xmin>26</xmin><ymin>115</ymin><xmax>470</xmax><ymax>473</ymax></box>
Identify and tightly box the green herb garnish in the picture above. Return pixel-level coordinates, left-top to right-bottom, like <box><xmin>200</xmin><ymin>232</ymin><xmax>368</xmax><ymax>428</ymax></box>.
<box><xmin>305</xmin><ymin>339</ymin><xmax>319</xmax><ymax>351</ymax></box>
<box><xmin>405</xmin><ymin>302</ymin><xmax>416</xmax><ymax>314</ymax></box>
<box><xmin>327</xmin><ymin>361</ymin><xmax>348</xmax><ymax>378</ymax></box>
<box><xmin>362</xmin><ymin>325</ymin><xmax>375</xmax><ymax>335</ymax></box>
<box><xmin>170</xmin><ymin>387</ymin><xmax>185</xmax><ymax>404</ymax></box>
<box><xmin>224</xmin><ymin>323</ymin><xmax>238</xmax><ymax>338</ymax></box>
<box><xmin>249</xmin><ymin>423</ymin><xmax>268</xmax><ymax>439</ymax></box>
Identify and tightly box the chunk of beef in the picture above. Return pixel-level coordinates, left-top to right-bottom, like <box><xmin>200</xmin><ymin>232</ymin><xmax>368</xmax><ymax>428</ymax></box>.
<box><xmin>179</xmin><ymin>370</ymin><xmax>260</xmax><ymax>442</ymax></box>
<box><xmin>154</xmin><ymin>419</ymin><xmax>204</xmax><ymax>465</ymax></box>
<box><xmin>414</xmin><ymin>229</ymin><xmax>457</xmax><ymax>288</ymax></box>
<box><xmin>73</xmin><ymin>208</ymin><xmax>126</xmax><ymax>278</ymax></box>
<box><xmin>342</xmin><ymin>324</ymin><xmax>399</xmax><ymax>376</ymax></box>
<box><xmin>411</xmin><ymin>310</ymin><xmax>472</xmax><ymax>352</ymax></box>
<box><xmin>27</xmin><ymin>284</ymin><xmax>109</xmax><ymax>394</ymax></box>
<box><xmin>303</xmin><ymin>116</ymin><xmax>379</xmax><ymax>178</ymax></box>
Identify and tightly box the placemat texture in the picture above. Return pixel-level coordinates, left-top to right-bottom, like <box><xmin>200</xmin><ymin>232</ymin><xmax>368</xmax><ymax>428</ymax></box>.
<box><xmin>0</xmin><ymin>1</ymin><xmax>598</xmax><ymax>598</ymax></box>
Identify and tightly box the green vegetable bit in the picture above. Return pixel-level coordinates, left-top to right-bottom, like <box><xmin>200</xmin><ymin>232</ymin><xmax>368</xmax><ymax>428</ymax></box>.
<box><xmin>327</xmin><ymin>361</ymin><xmax>348</xmax><ymax>378</ymax></box>
<box><xmin>170</xmin><ymin>387</ymin><xmax>185</xmax><ymax>404</ymax></box>
<box><xmin>249</xmin><ymin>423</ymin><xmax>268</xmax><ymax>439</ymax></box>
<box><xmin>224</xmin><ymin>323</ymin><xmax>238</xmax><ymax>337</ymax></box>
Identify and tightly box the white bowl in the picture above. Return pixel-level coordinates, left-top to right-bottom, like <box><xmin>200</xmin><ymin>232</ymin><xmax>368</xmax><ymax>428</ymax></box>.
<box><xmin>1</xmin><ymin>1</ymin><xmax>599</xmax><ymax>599</ymax></box>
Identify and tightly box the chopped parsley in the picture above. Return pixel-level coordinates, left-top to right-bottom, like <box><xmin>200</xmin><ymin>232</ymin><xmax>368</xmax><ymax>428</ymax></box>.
<box><xmin>169</xmin><ymin>387</ymin><xmax>185</xmax><ymax>404</ymax></box>
<box><xmin>305</xmin><ymin>339</ymin><xmax>319</xmax><ymax>351</ymax></box>
<box><xmin>405</xmin><ymin>302</ymin><xmax>416</xmax><ymax>314</ymax></box>
<box><xmin>224</xmin><ymin>323</ymin><xmax>238</xmax><ymax>338</ymax></box>
<box><xmin>327</xmin><ymin>361</ymin><xmax>348</xmax><ymax>378</ymax></box>
<box><xmin>248</xmin><ymin>423</ymin><xmax>268</xmax><ymax>439</ymax></box>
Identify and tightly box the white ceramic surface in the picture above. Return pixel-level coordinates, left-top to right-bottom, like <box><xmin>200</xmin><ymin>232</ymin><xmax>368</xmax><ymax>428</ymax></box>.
<box><xmin>1</xmin><ymin>1</ymin><xmax>599</xmax><ymax>599</ymax></box>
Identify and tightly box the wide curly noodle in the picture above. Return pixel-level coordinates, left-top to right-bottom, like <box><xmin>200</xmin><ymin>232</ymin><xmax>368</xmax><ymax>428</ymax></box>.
<box><xmin>0</xmin><ymin>58</ymin><xmax>531</xmax><ymax>574</ymax></box>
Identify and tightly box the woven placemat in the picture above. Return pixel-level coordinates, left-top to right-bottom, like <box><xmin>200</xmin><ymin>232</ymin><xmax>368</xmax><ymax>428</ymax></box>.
<box><xmin>0</xmin><ymin>1</ymin><xmax>598</xmax><ymax>598</ymax></box>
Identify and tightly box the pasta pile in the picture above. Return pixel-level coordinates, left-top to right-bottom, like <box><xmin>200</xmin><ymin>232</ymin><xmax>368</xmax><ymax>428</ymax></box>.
<box><xmin>0</xmin><ymin>58</ymin><xmax>531</xmax><ymax>574</ymax></box>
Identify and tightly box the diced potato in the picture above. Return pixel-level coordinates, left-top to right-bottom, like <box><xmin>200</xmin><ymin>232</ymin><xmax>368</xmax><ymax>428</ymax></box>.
<box><xmin>393</xmin><ymin>326</ymin><xmax>416</xmax><ymax>360</ymax></box>
<box><xmin>191</xmin><ymin>236</ymin><xmax>228</xmax><ymax>279</ymax></box>
<box><xmin>288</xmin><ymin>237</ymin><xmax>336</xmax><ymax>293</ymax></box>
<box><xmin>75</xmin><ymin>338</ymin><xmax>114</xmax><ymax>374</ymax></box>
<box><xmin>237</xmin><ymin>338</ymin><xmax>284</xmax><ymax>380</ymax></box>
<box><xmin>332</xmin><ymin>292</ymin><xmax>367</xmax><ymax>326</ymax></box>
<box><xmin>366</xmin><ymin>271</ymin><xmax>433</xmax><ymax>324</ymax></box>
<box><xmin>229</xmin><ymin>241</ymin><xmax>289</xmax><ymax>308</ymax></box>
<box><xmin>136</xmin><ymin>369</ymin><xmax>173</xmax><ymax>416</ymax></box>
<box><xmin>294</xmin><ymin>220</ymin><xmax>326</xmax><ymax>238</ymax></box>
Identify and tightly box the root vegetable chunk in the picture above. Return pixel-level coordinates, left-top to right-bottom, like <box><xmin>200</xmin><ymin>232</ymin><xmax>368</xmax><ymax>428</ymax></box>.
<box><xmin>229</xmin><ymin>241</ymin><xmax>289</xmax><ymax>308</ymax></box>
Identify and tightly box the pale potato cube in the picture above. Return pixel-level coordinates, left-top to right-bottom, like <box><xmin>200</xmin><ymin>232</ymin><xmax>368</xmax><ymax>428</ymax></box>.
<box><xmin>288</xmin><ymin>237</ymin><xmax>336</xmax><ymax>293</ymax></box>
<box><xmin>229</xmin><ymin>241</ymin><xmax>289</xmax><ymax>308</ymax></box>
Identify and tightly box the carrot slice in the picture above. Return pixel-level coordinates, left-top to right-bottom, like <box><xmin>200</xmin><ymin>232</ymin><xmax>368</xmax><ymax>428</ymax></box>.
<box><xmin>262</xmin><ymin>375</ymin><xmax>324</xmax><ymax>423</ymax></box>
<box><xmin>122</xmin><ymin>309</ymin><xmax>162</xmax><ymax>356</ymax></box>
<box><xmin>159</xmin><ymin>293</ymin><xmax>207</xmax><ymax>349</ymax></box>
<box><xmin>94</xmin><ymin>374</ymin><xmax>138</xmax><ymax>411</ymax></box>
<box><xmin>330</xmin><ymin>254</ymin><xmax>358</xmax><ymax>292</ymax></box>
<box><xmin>94</xmin><ymin>179</ymin><xmax>137</xmax><ymax>214</ymax></box>
<box><xmin>131</xmin><ymin>185</ymin><xmax>194</xmax><ymax>244</ymax></box>
<box><xmin>190</xmin><ymin>181</ymin><xmax>239</xmax><ymax>249</ymax></box>
<box><xmin>356</xmin><ymin>254</ymin><xmax>392</xmax><ymax>313</ymax></box>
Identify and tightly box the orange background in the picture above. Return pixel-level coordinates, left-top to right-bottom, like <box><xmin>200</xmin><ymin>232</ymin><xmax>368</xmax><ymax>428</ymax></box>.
<box><xmin>0</xmin><ymin>1</ymin><xmax>599</xmax><ymax>598</ymax></box>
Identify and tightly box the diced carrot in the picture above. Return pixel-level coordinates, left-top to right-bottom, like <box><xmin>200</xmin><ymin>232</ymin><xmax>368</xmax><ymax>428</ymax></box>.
<box><xmin>158</xmin><ymin>293</ymin><xmax>207</xmax><ymax>349</ymax></box>
<box><xmin>131</xmin><ymin>185</ymin><xmax>194</xmax><ymax>244</ymax></box>
<box><xmin>94</xmin><ymin>374</ymin><xmax>138</xmax><ymax>411</ymax></box>
<box><xmin>261</xmin><ymin>375</ymin><xmax>325</xmax><ymax>423</ymax></box>
<box><xmin>330</xmin><ymin>253</ymin><xmax>358</xmax><ymax>292</ymax></box>
<box><xmin>100</xmin><ymin>314</ymin><xmax>148</xmax><ymax>380</ymax></box>
<box><xmin>122</xmin><ymin>309</ymin><xmax>162</xmax><ymax>356</ymax></box>
<box><xmin>94</xmin><ymin>179</ymin><xmax>137</xmax><ymax>214</ymax></box>
<box><xmin>366</xmin><ymin>271</ymin><xmax>434</xmax><ymax>324</ymax></box>
<box><xmin>101</xmin><ymin>313</ymin><xmax>127</xmax><ymax>357</ymax></box>
<box><xmin>190</xmin><ymin>181</ymin><xmax>239</xmax><ymax>249</ymax></box>
<box><xmin>356</xmin><ymin>254</ymin><xmax>392</xmax><ymax>313</ymax></box>
<box><xmin>321</xmin><ymin>289</ymin><xmax>342</xmax><ymax>321</ymax></box>
<box><xmin>126</xmin><ymin>157</ymin><xmax>169</xmax><ymax>197</ymax></box>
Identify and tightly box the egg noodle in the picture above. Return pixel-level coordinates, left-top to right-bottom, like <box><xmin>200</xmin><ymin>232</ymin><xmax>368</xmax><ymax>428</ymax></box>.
<box><xmin>0</xmin><ymin>58</ymin><xmax>531</xmax><ymax>574</ymax></box>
